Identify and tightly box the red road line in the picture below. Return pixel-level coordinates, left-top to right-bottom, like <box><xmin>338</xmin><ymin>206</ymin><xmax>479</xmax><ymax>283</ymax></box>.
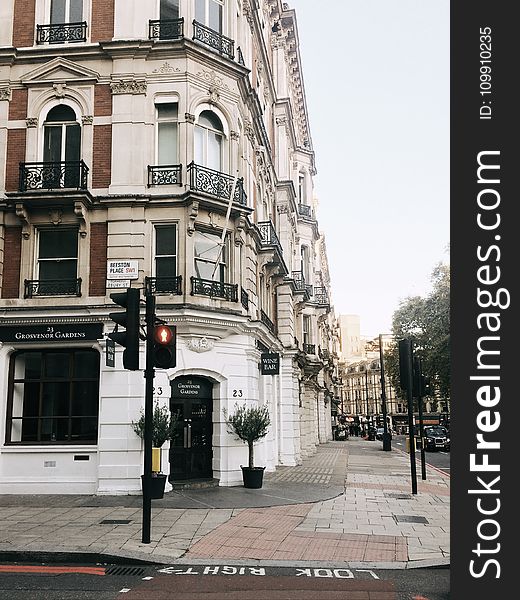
<box><xmin>0</xmin><ymin>565</ymin><xmax>106</xmax><ymax>576</ymax></box>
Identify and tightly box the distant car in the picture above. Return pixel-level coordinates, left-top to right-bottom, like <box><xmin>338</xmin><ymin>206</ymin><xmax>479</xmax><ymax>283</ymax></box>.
<box><xmin>375</xmin><ymin>427</ymin><xmax>391</xmax><ymax>441</ymax></box>
<box><xmin>424</xmin><ymin>425</ymin><xmax>450</xmax><ymax>451</ymax></box>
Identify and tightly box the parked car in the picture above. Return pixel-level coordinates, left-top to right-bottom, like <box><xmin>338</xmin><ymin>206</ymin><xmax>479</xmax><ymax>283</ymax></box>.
<box><xmin>423</xmin><ymin>425</ymin><xmax>450</xmax><ymax>451</ymax></box>
<box><xmin>375</xmin><ymin>427</ymin><xmax>392</xmax><ymax>441</ymax></box>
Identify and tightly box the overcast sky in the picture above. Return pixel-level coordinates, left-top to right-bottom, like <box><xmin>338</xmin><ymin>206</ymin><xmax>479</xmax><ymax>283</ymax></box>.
<box><xmin>289</xmin><ymin>0</ymin><xmax>450</xmax><ymax>337</ymax></box>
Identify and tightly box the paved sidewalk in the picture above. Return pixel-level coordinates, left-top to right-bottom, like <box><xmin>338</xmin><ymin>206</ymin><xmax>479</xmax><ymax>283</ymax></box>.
<box><xmin>0</xmin><ymin>438</ymin><xmax>449</xmax><ymax>569</ymax></box>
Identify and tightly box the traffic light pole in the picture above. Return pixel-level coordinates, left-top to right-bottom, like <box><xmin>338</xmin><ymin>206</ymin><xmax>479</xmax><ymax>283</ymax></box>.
<box><xmin>379</xmin><ymin>334</ymin><xmax>391</xmax><ymax>451</ymax></box>
<box><xmin>400</xmin><ymin>338</ymin><xmax>418</xmax><ymax>495</ymax></box>
<box><xmin>142</xmin><ymin>293</ymin><xmax>156</xmax><ymax>544</ymax></box>
<box><xmin>415</xmin><ymin>356</ymin><xmax>427</xmax><ymax>481</ymax></box>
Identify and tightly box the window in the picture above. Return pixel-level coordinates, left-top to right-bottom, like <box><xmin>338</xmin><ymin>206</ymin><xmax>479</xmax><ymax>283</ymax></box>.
<box><xmin>6</xmin><ymin>349</ymin><xmax>100</xmax><ymax>444</ymax></box>
<box><xmin>195</xmin><ymin>110</ymin><xmax>224</xmax><ymax>171</ymax></box>
<box><xmin>160</xmin><ymin>0</ymin><xmax>180</xmax><ymax>20</ymax></box>
<box><xmin>155</xmin><ymin>224</ymin><xmax>177</xmax><ymax>278</ymax></box>
<box><xmin>51</xmin><ymin>0</ymin><xmax>83</xmax><ymax>24</ymax></box>
<box><xmin>43</xmin><ymin>105</ymin><xmax>81</xmax><ymax>187</ymax></box>
<box><xmin>301</xmin><ymin>245</ymin><xmax>310</xmax><ymax>282</ymax></box>
<box><xmin>32</xmin><ymin>228</ymin><xmax>79</xmax><ymax>296</ymax></box>
<box><xmin>195</xmin><ymin>0</ymin><xmax>223</xmax><ymax>32</ymax></box>
<box><xmin>194</xmin><ymin>230</ymin><xmax>227</xmax><ymax>282</ymax></box>
<box><xmin>303</xmin><ymin>315</ymin><xmax>311</xmax><ymax>346</ymax></box>
<box><xmin>298</xmin><ymin>172</ymin><xmax>305</xmax><ymax>204</ymax></box>
<box><xmin>157</xmin><ymin>103</ymin><xmax>179</xmax><ymax>165</ymax></box>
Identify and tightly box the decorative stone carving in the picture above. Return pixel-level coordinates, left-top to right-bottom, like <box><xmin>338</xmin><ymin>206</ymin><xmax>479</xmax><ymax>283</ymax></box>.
<box><xmin>15</xmin><ymin>204</ymin><xmax>31</xmax><ymax>239</ymax></box>
<box><xmin>110</xmin><ymin>80</ymin><xmax>147</xmax><ymax>95</ymax></box>
<box><xmin>185</xmin><ymin>112</ymin><xmax>196</xmax><ymax>123</ymax></box>
<box><xmin>235</xmin><ymin>215</ymin><xmax>246</xmax><ymax>246</ymax></box>
<box><xmin>53</xmin><ymin>83</ymin><xmax>67</xmax><ymax>98</ymax></box>
<box><xmin>230</xmin><ymin>130</ymin><xmax>240</xmax><ymax>141</ymax></box>
<box><xmin>74</xmin><ymin>202</ymin><xmax>88</xmax><ymax>237</ymax></box>
<box><xmin>196</xmin><ymin>70</ymin><xmax>229</xmax><ymax>92</ymax></box>
<box><xmin>277</xmin><ymin>204</ymin><xmax>288</xmax><ymax>214</ymax></box>
<box><xmin>26</xmin><ymin>117</ymin><xmax>38</xmax><ymax>128</ymax></box>
<box><xmin>49</xmin><ymin>209</ymin><xmax>63</xmax><ymax>226</ymax></box>
<box><xmin>208</xmin><ymin>85</ymin><xmax>220</xmax><ymax>104</ymax></box>
<box><xmin>81</xmin><ymin>115</ymin><xmax>93</xmax><ymax>125</ymax></box>
<box><xmin>187</xmin><ymin>337</ymin><xmax>214</xmax><ymax>353</ymax></box>
<box><xmin>0</xmin><ymin>87</ymin><xmax>11</xmax><ymax>101</ymax></box>
<box><xmin>187</xmin><ymin>200</ymin><xmax>199</xmax><ymax>236</ymax></box>
<box><xmin>152</xmin><ymin>62</ymin><xmax>181</xmax><ymax>74</ymax></box>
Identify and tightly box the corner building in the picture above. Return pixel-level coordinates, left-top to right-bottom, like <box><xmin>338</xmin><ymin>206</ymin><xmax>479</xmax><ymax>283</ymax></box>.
<box><xmin>0</xmin><ymin>0</ymin><xmax>336</xmax><ymax>494</ymax></box>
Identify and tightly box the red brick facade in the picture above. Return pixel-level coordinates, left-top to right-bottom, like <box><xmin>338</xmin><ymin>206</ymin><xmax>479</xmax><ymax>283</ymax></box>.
<box><xmin>91</xmin><ymin>0</ymin><xmax>115</xmax><ymax>43</ymax></box>
<box><xmin>89</xmin><ymin>223</ymin><xmax>108</xmax><ymax>296</ymax></box>
<box><xmin>1</xmin><ymin>228</ymin><xmax>22</xmax><ymax>299</ymax></box>
<box><xmin>9</xmin><ymin>89</ymin><xmax>28</xmax><ymax>121</ymax></box>
<box><xmin>92</xmin><ymin>125</ymin><xmax>112</xmax><ymax>188</ymax></box>
<box><xmin>5</xmin><ymin>130</ymin><xmax>27</xmax><ymax>192</ymax></box>
<box><xmin>94</xmin><ymin>85</ymin><xmax>113</xmax><ymax>117</ymax></box>
<box><xmin>12</xmin><ymin>0</ymin><xmax>36</xmax><ymax>48</ymax></box>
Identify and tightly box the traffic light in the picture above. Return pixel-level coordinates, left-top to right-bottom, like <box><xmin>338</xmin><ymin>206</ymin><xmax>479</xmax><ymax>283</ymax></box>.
<box><xmin>108</xmin><ymin>287</ymin><xmax>140</xmax><ymax>370</ymax></box>
<box><xmin>421</xmin><ymin>376</ymin><xmax>432</xmax><ymax>396</ymax></box>
<box><xmin>398</xmin><ymin>338</ymin><xmax>413</xmax><ymax>393</ymax></box>
<box><xmin>153</xmin><ymin>324</ymin><xmax>176</xmax><ymax>369</ymax></box>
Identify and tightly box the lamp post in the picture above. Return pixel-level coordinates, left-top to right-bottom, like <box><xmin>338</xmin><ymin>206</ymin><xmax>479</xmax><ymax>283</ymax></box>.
<box><xmin>379</xmin><ymin>333</ymin><xmax>392</xmax><ymax>451</ymax></box>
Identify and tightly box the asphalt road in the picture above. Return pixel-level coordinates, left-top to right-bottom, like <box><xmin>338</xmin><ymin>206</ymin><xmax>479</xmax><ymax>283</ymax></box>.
<box><xmin>0</xmin><ymin>561</ymin><xmax>449</xmax><ymax>600</ymax></box>
<box><xmin>391</xmin><ymin>435</ymin><xmax>450</xmax><ymax>476</ymax></box>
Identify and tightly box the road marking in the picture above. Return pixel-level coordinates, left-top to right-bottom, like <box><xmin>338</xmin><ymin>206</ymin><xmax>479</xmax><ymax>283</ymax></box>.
<box><xmin>0</xmin><ymin>565</ymin><xmax>105</xmax><ymax>576</ymax></box>
<box><xmin>119</xmin><ymin>589</ymin><xmax>131</xmax><ymax>594</ymax></box>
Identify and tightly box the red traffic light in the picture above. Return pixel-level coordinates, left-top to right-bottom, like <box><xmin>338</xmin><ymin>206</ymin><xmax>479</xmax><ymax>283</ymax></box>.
<box><xmin>154</xmin><ymin>325</ymin><xmax>173</xmax><ymax>345</ymax></box>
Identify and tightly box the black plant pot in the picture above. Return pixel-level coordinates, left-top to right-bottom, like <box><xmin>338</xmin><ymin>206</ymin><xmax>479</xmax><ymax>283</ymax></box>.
<box><xmin>141</xmin><ymin>473</ymin><xmax>167</xmax><ymax>499</ymax></box>
<box><xmin>241</xmin><ymin>466</ymin><xmax>265</xmax><ymax>489</ymax></box>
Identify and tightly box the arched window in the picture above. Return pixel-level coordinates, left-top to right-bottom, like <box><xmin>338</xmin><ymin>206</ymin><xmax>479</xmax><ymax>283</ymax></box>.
<box><xmin>195</xmin><ymin>110</ymin><xmax>224</xmax><ymax>171</ymax></box>
<box><xmin>43</xmin><ymin>105</ymin><xmax>81</xmax><ymax>188</ymax></box>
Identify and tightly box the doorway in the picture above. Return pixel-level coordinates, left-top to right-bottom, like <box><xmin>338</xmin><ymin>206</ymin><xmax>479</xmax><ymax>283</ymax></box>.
<box><xmin>169</xmin><ymin>376</ymin><xmax>213</xmax><ymax>481</ymax></box>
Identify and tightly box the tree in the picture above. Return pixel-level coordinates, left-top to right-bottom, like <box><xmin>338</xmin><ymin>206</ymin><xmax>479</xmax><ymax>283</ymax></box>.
<box><xmin>132</xmin><ymin>400</ymin><xmax>178</xmax><ymax>448</ymax></box>
<box><xmin>386</xmin><ymin>263</ymin><xmax>450</xmax><ymax>403</ymax></box>
<box><xmin>224</xmin><ymin>403</ymin><xmax>271</xmax><ymax>469</ymax></box>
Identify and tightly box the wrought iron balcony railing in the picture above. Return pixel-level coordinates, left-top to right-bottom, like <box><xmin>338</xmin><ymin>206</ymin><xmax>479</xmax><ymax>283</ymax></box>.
<box><xmin>149</xmin><ymin>18</ymin><xmax>184</xmax><ymax>40</ymax></box>
<box><xmin>298</xmin><ymin>203</ymin><xmax>312</xmax><ymax>218</ymax></box>
<box><xmin>292</xmin><ymin>271</ymin><xmax>312</xmax><ymax>300</ymax></box>
<box><xmin>24</xmin><ymin>278</ymin><xmax>82</xmax><ymax>299</ymax></box>
<box><xmin>145</xmin><ymin>276</ymin><xmax>182</xmax><ymax>296</ymax></box>
<box><xmin>36</xmin><ymin>21</ymin><xmax>87</xmax><ymax>44</ymax></box>
<box><xmin>303</xmin><ymin>343</ymin><xmax>316</xmax><ymax>355</ymax></box>
<box><xmin>313</xmin><ymin>287</ymin><xmax>329</xmax><ymax>306</ymax></box>
<box><xmin>260</xmin><ymin>309</ymin><xmax>276</xmax><ymax>335</ymax></box>
<box><xmin>187</xmin><ymin>162</ymin><xmax>246</xmax><ymax>205</ymax></box>
<box><xmin>241</xmin><ymin>287</ymin><xmax>249</xmax><ymax>310</ymax></box>
<box><xmin>147</xmin><ymin>165</ymin><xmax>182</xmax><ymax>186</ymax></box>
<box><xmin>237</xmin><ymin>46</ymin><xmax>245</xmax><ymax>65</ymax></box>
<box><xmin>193</xmin><ymin>20</ymin><xmax>234</xmax><ymax>60</ymax></box>
<box><xmin>19</xmin><ymin>161</ymin><xmax>89</xmax><ymax>192</ymax></box>
<box><xmin>257</xmin><ymin>221</ymin><xmax>282</xmax><ymax>252</ymax></box>
<box><xmin>191</xmin><ymin>277</ymin><xmax>238</xmax><ymax>302</ymax></box>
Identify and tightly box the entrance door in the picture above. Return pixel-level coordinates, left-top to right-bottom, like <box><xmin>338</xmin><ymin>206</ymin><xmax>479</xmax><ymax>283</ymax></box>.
<box><xmin>169</xmin><ymin>377</ymin><xmax>213</xmax><ymax>481</ymax></box>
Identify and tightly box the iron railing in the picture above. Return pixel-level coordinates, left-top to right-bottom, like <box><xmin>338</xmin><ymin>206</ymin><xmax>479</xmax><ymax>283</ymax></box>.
<box><xmin>145</xmin><ymin>276</ymin><xmax>182</xmax><ymax>295</ymax></box>
<box><xmin>260</xmin><ymin>309</ymin><xmax>275</xmax><ymax>334</ymax></box>
<box><xmin>148</xmin><ymin>18</ymin><xmax>184</xmax><ymax>40</ymax></box>
<box><xmin>36</xmin><ymin>21</ymin><xmax>87</xmax><ymax>44</ymax></box>
<box><xmin>257</xmin><ymin>220</ymin><xmax>282</xmax><ymax>252</ymax></box>
<box><xmin>313</xmin><ymin>287</ymin><xmax>329</xmax><ymax>306</ymax></box>
<box><xmin>193</xmin><ymin>20</ymin><xmax>234</xmax><ymax>60</ymax></box>
<box><xmin>237</xmin><ymin>46</ymin><xmax>245</xmax><ymax>65</ymax></box>
<box><xmin>187</xmin><ymin>162</ymin><xmax>246</xmax><ymax>205</ymax></box>
<box><xmin>303</xmin><ymin>343</ymin><xmax>316</xmax><ymax>355</ymax></box>
<box><xmin>298</xmin><ymin>203</ymin><xmax>312</xmax><ymax>218</ymax></box>
<box><xmin>147</xmin><ymin>165</ymin><xmax>182</xmax><ymax>186</ymax></box>
<box><xmin>241</xmin><ymin>288</ymin><xmax>249</xmax><ymax>310</ymax></box>
<box><xmin>24</xmin><ymin>278</ymin><xmax>82</xmax><ymax>298</ymax></box>
<box><xmin>19</xmin><ymin>161</ymin><xmax>89</xmax><ymax>192</ymax></box>
<box><xmin>191</xmin><ymin>277</ymin><xmax>238</xmax><ymax>302</ymax></box>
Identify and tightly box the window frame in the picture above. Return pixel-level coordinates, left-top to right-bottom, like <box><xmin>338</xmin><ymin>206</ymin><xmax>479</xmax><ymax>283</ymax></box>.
<box><xmin>155</xmin><ymin>101</ymin><xmax>179</xmax><ymax>166</ymax></box>
<box><xmin>35</xmin><ymin>227</ymin><xmax>79</xmax><ymax>282</ymax></box>
<box><xmin>153</xmin><ymin>223</ymin><xmax>178</xmax><ymax>279</ymax></box>
<box><xmin>193</xmin><ymin>228</ymin><xmax>229</xmax><ymax>283</ymax></box>
<box><xmin>5</xmin><ymin>348</ymin><xmax>100</xmax><ymax>446</ymax></box>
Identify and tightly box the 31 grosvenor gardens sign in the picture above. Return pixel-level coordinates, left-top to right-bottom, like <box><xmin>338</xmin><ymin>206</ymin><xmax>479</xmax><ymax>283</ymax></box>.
<box><xmin>0</xmin><ymin>323</ymin><xmax>104</xmax><ymax>342</ymax></box>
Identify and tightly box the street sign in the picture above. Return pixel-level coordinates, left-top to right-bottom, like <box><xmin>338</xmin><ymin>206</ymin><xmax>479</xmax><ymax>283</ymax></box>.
<box><xmin>106</xmin><ymin>338</ymin><xmax>115</xmax><ymax>367</ymax></box>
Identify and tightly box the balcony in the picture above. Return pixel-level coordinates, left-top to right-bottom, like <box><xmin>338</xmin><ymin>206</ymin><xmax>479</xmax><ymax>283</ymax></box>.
<box><xmin>313</xmin><ymin>287</ymin><xmax>330</xmax><ymax>307</ymax></box>
<box><xmin>292</xmin><ymin>271</ymin><xmax>313</xmax><ymax>300</ymax></box>
<box><xmin>260</xmin><ymin>309</ymin><xmax>276</xmax><ymax>335</ymax></box>
<box><xmin>24</xmin><ymin>278</ymin><xmax>82</xmax><ymax>299</ymax></box>
<box><xmin>148</xmin><ymin>165</ymin><xmax>182</xmax><ymax>186</ymax></box>
<box><xmin>145</xmin><ymin>276</ymin><xmax>182</xmax><ymax>296</ymax></box>
<box><xmin>36</xmin><ymin>22</ymin><xmax>87</xmax><ymax>44</ymax></box>
<box><xmin>241</xmin><ymin>287</ymin><xmax>249</xmax><ymax>310</ymax></box>
<box><xmin>298</xmin><ymin>203</ymin><xmax>312</xmax><ymax>218</ymax></box>
<box><xmin>19</xmin><ymin>161</ymin><xmax>89</xmax><ymax>192</ymax></box>
<box><xmin>149</xmin><ymin>18</ymin><xmax>184</xmax><ymax>40</ymax></box>
<box><xmin>191</xmin><ymin>277</ymin><xmax>238</xmax><ymax>302</ymax></box>
<box><xmin>237</xmin><ymin>46</ymin><xmax>245</xmax><ymax>65</ymax></box>
<box><xmin>303</xmin><ymin>343</ymin><xmax>316</xmax><ymax>355</ymax></box>
<box><xmin>188</xmin><ymin>162</ymin><xmax>246</xmax><ymax>205</ymax></box>
<box><xmin>257</xmin><ymin>221</ymin><xmax>282</xmax><ymax>252</ymax></box>
<box><xmin>193</xmin><ymin>21</ymin><xmax>234</xmax><ymax>60</ymax></box>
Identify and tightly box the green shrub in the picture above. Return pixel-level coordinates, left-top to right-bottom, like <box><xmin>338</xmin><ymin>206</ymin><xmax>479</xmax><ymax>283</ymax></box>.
<box><xmin>132</xmin><ymin>400</ymin><xmax>178</xmax><ymax>448</ymax></box>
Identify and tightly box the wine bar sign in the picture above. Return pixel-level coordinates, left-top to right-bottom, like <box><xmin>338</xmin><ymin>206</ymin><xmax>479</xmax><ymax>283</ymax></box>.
<box><xmin>260</xmin><ymin>353</ymin><xmax>280</xmax><ymax>375</ymax></box>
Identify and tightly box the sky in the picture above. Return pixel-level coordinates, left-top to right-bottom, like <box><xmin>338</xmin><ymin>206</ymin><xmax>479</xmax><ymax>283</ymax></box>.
<box><xmin>289</xmin><ymin>0</ymin><xmax>450</xmax><ymax>337</ymax></box>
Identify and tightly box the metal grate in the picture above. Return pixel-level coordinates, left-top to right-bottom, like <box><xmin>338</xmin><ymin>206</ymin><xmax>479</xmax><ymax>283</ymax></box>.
<box><xmin>105</xmin><ymin>566</ymin><xmax>146</xmax><ymax>577</ymax></box>
<box><xmin>99</xmin><ymin>519</ymin><xmax>132</xmax><ymax>525</ymax></box>
<box><xmin>385</xmin><ymin>493</ymin><xmax>412</xmax><ymax>500</ymax></box>
<box><xmin>393</xmin><ymin>515</ymin><xmax>429</xmax><ymax>524</ymax></box>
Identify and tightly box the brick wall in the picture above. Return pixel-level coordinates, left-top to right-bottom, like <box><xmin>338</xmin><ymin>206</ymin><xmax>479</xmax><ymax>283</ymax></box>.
<box><xmin>12</xmin><ymin>0</ymin><xmax>36</xmax><ymax>48</ymax></box>
<box><xmin>5</xmin><ymin>130</ymin><xmax>27</xmax><ymax>192</ymax></box>
<box><xmin>92</xmin><ymin>125</ymin><xmax>112</xmax><ymax>188</ymax></box>
<box><xmin>9</xmin><ymin>89</ymin><xmax>28</xmax><ymax>121</ymax></box>
<box><xmin>91</xmin><ymin>0</ymin><xmax>115</xmax><ymax>43</ymax></box>
<box><xmin>94</xmin><ymin>85</ymin><xmax>113</xmax><ymax>117</ymax></box>
<box><xmin>89</xmin><ymin>222</ymin><xmax>107</xmax><ymax>296</ymax></box>
<box><xmin>1</xmin><ymin>227</ymin><xmax>22</xmax><ymax>299</ymax></box>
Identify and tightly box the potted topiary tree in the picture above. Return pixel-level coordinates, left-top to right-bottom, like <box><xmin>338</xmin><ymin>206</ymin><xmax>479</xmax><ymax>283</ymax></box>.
<box><xmin>132</xmin><ymin>400</ymin><xmax>178</xmax><ymax>499</ymax></box>
<box><xmin>224</xmin><ymin>402</ymin><xmax>271</xmax><ymax>488</ymax></box>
